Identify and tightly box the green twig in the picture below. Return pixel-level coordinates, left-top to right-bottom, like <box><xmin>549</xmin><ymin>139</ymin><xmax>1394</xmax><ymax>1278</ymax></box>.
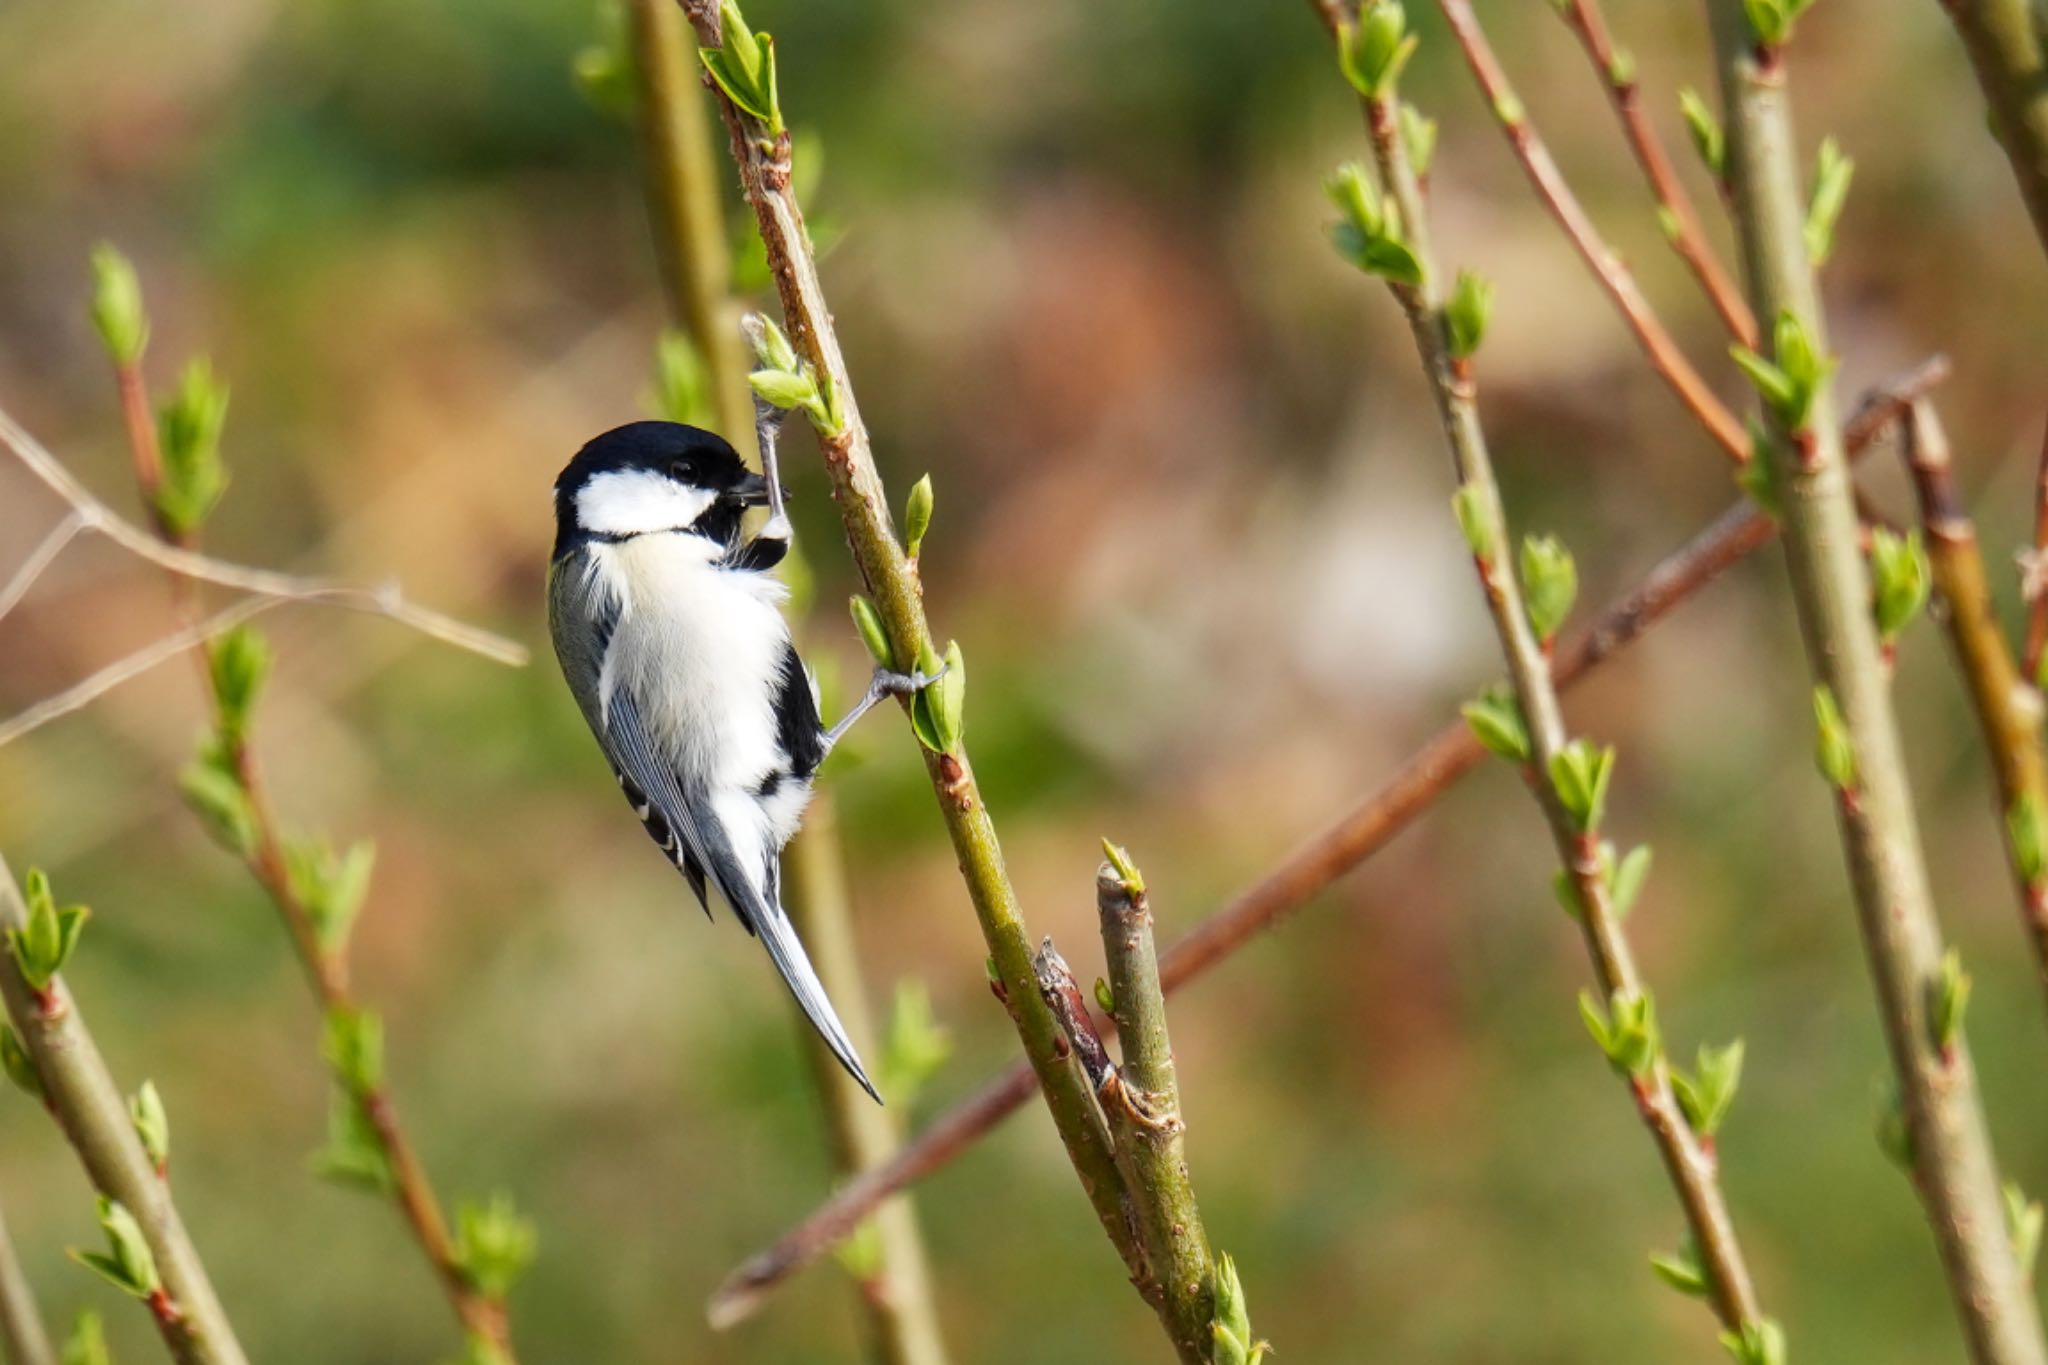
<box><xmin>0</xmin><ymin>856</ymin><xmax>247</xmax><ymax>1365</ymax></box>
<box><xmin>1707</xmin><ymin>8</ymin><xmax>2047</xmax><ymax>1361</ymax></box>
<box><xmin>1938</xmin><ymin>0</ymin><xmax>2048</xmax><ymax>262</ymax></box>
<box><xmin>0</xmin><ymin>1193</ymin><xmax>55</xmax><ymax>1365</ymax></box>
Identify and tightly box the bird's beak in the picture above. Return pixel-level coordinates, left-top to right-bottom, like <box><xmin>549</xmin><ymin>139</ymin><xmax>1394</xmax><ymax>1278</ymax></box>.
<box><xmin>730</xmin><ymin>472</ymin><xmax>775</xmax><ymax>506</ymax></box>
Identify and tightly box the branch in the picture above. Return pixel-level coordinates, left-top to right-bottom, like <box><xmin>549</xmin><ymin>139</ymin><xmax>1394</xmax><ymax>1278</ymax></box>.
<box><xmin>0</xmin><ymin>1193</ymin><xmax>55</xmax><ymax>1365</ymax></box>
<box><xmin>619</xmin><ymin>7</ymin><xmax>951</xmax><ymax>1356</ymax></box>
<box><xmin>677</xmin><ymin>0</ymin><xmax>1150</xmax><ymax>1319</ymax></box>
<box><xmin>704</xmin><ymin>358</ymin><xmax>1944</xmax><ymax>1319</ymax></box>
<box><xmin>1938</xmin><ymin>0</ymin><xmax>2048</xmax><ymax>262</ymax></box>
<box><xmin>0</xmin><ymin>405</ymin><xmax>526</xmax><ymax>667</ymax></box>
<box><xmin>1095</xmin><ymin>857</ymin><xmax>1217</xmax><ymax>1364</ymax></box>
<box><xmin>1552</xmin><ymin>0</ymin><xmax>1757</xmax><ymax>345</ymax></box>
<box><xmin>1431</xmin><ymin>0</ymin><xmax>1750</xmax><ymax>461</ymax></box>
<box><xmin>1707</xmin><ymin>7</ymin><xmax>2047</xmax><ymax>1360</ymax></box>
<box><xmin>2024</xmin><ymin>417</ymin><xmax>2048</xmax><ymax>682</ymax></box>
<box><xmin>0</xmin><ymin>856</ymin><xmax>248</xmax><ymax>1365</ymax></box>
<box><xmin>1897</xmin><ymin>401</ymin><xmax>2048</xmax><ymax>1001</ymax></box>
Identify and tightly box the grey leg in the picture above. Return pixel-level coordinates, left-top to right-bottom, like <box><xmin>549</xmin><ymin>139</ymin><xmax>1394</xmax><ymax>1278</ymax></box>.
<box><xmin>753</xmin><ymin>396</ymin><xmax>793</xmax><ymax>544</ymax></box>
<box><xmin>821</xmin><ymin>663</ymin><xmax>948</xmax><ymax>754</ymax></box>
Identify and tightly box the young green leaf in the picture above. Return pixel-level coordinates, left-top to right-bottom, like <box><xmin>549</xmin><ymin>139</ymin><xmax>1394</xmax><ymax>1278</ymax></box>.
<box><xmin>1672</xmin><ymin>1039</ymin><xmax>1745</xmax><ymax>1137</ymax></box>
<box><xmin>876</xmin><ymin>980</ymin><xmax>951</xmax><ymax>1107</ymax></box>
<box><xmin>1868</xmin><ymin>527</ymin><xmax>1929</xmax><ymax>647</ymax></box>
<box><xmin>454</xmin><ymin>1193</ymin><xmax>538</xmax><ymax>1299</ymax></box>
<box><xmin>1740</xmin><ymin>0</ymin><xmax>1816</xmax><ymax>46</ymax></box>
<box><xmin>1607</xmin><ymin>843</ymin><xmax>1653</xmax><ymax>919</ymax></box>
<box><xmin>2008</xmin><ymin>794</ymin><xmax>2047</xmax><ymax>885</ymax></box>
<box><xmin>652</xmin><ymin>331</ymin><xmax>712</xmax><ymax>426</ymax></box>
<box><xmin>1100</xmin><ymin>838</ymin><xmax>1146</xmax><ymax>896</ymax></box>
<box><xmin>1720</xmin><ymin>1317</ymin><xmax>1787</xmax><ymax>1365</ymax></box>
<box><xmin>285</xmin><ymin>836</ymin><xmax>377</xmax><ymax>955</ymax></box>
<box><xmin>207</xmin><ymin>624</ymin><xmax>269</xmax><ymax>742</ymax></box>
<box><xmin>2006</xmin><ymin>1181</ymin><xmax>2044</xmax><ymax>1282</ymax></box>
<box><xmin>848</xmin><ymin>595</ymin><xmax>892</xmax><ymax>666</ymax></box>
<box><xmin>131</xmin><ymin>1080</ymin><xmax>170</xmax><ymax>1174</ymax></box>
<box><xmin>1649</xmin><ymin>1238</ymin><xmax>1710</xmax><ymax>1299</ymax></box>
<box><xmin>748</xmin><ymin>367</ymin><xmax>819</xmax><ymax>412</ymax></box>
<box><xmin>1209</xmin><ymin>1252</ymin><xmax>1269</xmax><ymax>1365</ymax></box>
<box><xmin>154</xmin><ymin>358</ymin><xmax>231</xmax><ymax>537</ymax></box>
<box><xmin>572</xmin><ymin>0</ymin><xmax>637</xmax><ymax>119</ymax></box>
<box><xmin>179</xmin><ymin>737</ymin><xmax>257</xmax><ymax>857</ymax></box>
<box><xmin>309</xmin><ymin>1089</ymin><xmax>394</xmax><ymax>1193</ymax></box>
<box><xmin>322</xmin><ymin>1006</ymin><xmax>384</xmax><ymax>1096</ymax></box>
<box><xmin>1678</xmin><ymin>89</ymin><xmax>1725</xmax><ymax>178</ymax></box>
<box><xmin>1929</xmin><ymin>948</ymin><xmax>1971</xmax><ymax>1053</ymax></box>
<box><xmin>1519</xmin><ymin>534</ymin><xmax>1578</xmax><ymax>641</ymax></box>
<box><xmin>1338</xmin><ymin>2</ymin><xmax>1419</xmax><ymax>99</ymax></box>
<box><xmin>69</xmin><ymin>1198</ymin><xmax>159</xmax><ymax>1299</ymax></box>
<box><xmin>927</xmin><ymin>640</ymin><xmax>967</xmax><ymax>753</ymax></box>
<box><xmin>1451</xmin><ymin>483</ymin><xmax>1498</xmax><ymax>561</ymax></box>
<box><xmin>1805</xmin><ymin>136</ymin><xmax>1854</xmax><ymax>266</ymax></box>
<box><xmin>1578</xmin><ymin>987</ymin><xmax>1660</xmax><ymax>1079</ymax></box>
<box><xmin>1461</xmin><ymin>685</ymin><xmax>1531</xmax><ymax>764</ymax></box>
<box><xmin>88</xmin><ymin>244</ymin><xmax>148</xmax><ymax>366</ymax></box>
<box><xmin>1445</xmin><ymin>269</ymin><xmax>1493</xmax><ymax>360</ymax></box>
<box><xmin>1811</xmin><ymin>684</ymin><xmax>1855</xmax><ymax>790</ymax></box>
<box><xmin>60</xmin><ymin>1308</ymin><xmax>111</xmax><ymax>1365</ymax></box>
<box><xmin>0</xmin><ymin>1025</ymin><xmax>41</xmax><ymax>1101</ymax></box>
<box><xmin>1399</xmin><ymin>102</ymin><xmax>1438</xmax><ymax>179</ymax></box>
<box><xmin>903</xmin><ymin>474</ymin><xmax>934</xmax><ymax>560</ymax></box>
<box><xmin>1549</xmin><ymin>739</ymin><xmax>1616</xmax><ymax>834</ymax></box>
<box><xmin>8</xmin><ymin>867</ymin><xmax>89</xmax><ymax>993</ymax></box>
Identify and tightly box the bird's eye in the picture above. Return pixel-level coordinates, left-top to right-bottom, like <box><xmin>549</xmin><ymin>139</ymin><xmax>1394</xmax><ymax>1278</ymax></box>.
<box><xmin>670</xmin><ymin>459</ymin><xmax>696</xmax><ymax>482</ymax></box>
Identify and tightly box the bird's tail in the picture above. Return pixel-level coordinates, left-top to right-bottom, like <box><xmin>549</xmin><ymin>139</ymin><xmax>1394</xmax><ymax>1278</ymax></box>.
<box><xmin>754</xmin><ymin>888</ymin><xmax>881</xmax><ymax>1103</ymax></box>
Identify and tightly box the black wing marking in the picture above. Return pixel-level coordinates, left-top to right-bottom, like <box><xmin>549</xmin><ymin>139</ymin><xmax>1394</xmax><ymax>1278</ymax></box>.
<box><xmin>773</xmin><ymin>640</ymin><xmax>827</xmax><ymax>782</ymax></box>
<box><xmin>614</xmin><ymin>767</ymin><xmax>711</xmax><ymax>920</ymax></box>
<box><xmin>600</xmin><ymin>679</ymin><xmax>879</xmax><ymax>1100</ymax></box>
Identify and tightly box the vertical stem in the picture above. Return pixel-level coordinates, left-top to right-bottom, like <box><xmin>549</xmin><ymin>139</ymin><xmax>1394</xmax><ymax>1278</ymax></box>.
<box><xmin>2024</xmin><ymin>420</ymin><xmax>2048</xmax><ymax>683</ymax></box>
<box><xmin>0</xmin><ymin>1195</ymin><xmax>55</xmax><ymax>1365</ymax></box>
<box><xmin>627</xmin><ymin>0</ymin><xmax>759</xmax><ymax>457</ymax></box>
<box><xmin>1938</xmin><ymin>0</ymin><xmax>2048</xmax><ymax>263</ymax></box>
<box><xmin>781</xmin><ymin>802</ymin><xmax>951</xmax><ymax>1365</ymax></box>
<box><xmin>1706</xmin><ymin>11</ymin><xmax>2048</xmax><ymax>1362</ymax></box>
<box><xmin>676</xmin><ymin>0</ymin><xmax>1148</xmax><ymax>1317</ymax></box>
<box><xmin>1897</xmin><ymin>402</ymin><xmax>2048</xmax><ymax>997</ymax></box>
<box><xmin>0</xmin><ymin>855</ymin><xmax>248</xmax><ymax>1365</ymax></box>
<box><xmin>1096</xmin><ymin>863</ymin><xmax>1215</xmax><ymax>1364</ymax></box>
<box><xmin>622</xmin><ymin>10</ymin><xmax>951</xmax><ymax>1359</ymax></box>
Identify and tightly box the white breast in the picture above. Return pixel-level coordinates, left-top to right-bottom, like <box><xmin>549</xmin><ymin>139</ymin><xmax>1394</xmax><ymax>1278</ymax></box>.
<box><xmin>590</xmin><ymin>534</ymin><xmax>793</xmax><ymax>791</ymax></box>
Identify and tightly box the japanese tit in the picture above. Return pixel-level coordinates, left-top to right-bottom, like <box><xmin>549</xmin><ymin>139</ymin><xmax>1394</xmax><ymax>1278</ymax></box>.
<box><xmin>547</xmin><ymin>418</ymin><xmax>932</xmax><ymax>1102</ymax></box>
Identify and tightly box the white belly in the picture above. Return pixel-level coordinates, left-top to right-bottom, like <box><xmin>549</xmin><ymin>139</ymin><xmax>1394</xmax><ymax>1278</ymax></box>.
<box><xmin>595</xmin><ymin>534</ymin><xmax>793</xmax><ymax>792</ymax></box>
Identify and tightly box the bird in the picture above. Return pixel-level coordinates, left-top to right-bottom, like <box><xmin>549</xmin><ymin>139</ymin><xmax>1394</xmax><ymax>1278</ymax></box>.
<box><xmin>546</xmin><ymin>416</ymin><xmax>934</xmax><ymax>1101</ymax></box>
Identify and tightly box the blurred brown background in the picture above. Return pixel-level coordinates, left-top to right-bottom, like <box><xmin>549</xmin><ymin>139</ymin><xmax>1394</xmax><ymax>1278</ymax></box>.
<box><xmin>2</xmin><ymin>0</ymin><xmax>2046</xmax><ymax>1360</ymax></box>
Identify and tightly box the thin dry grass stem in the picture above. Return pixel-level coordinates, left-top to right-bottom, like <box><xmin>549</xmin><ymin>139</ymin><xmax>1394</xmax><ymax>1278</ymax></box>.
<box><xmin>0</xmin><ymin>406</ymin><xmax>526</xmax><ymax>666</ymax></box>
<box><xmin>0</xmin><ymin>854</ymin><xmax>248</xmax><ymax>1365</ymax></box>
<box><xmin>1708</xmin><ymin>7</ymin><xmax>2047</xmax><ymax>1359</ymax></box>
<box><xmin>0</xmin><ymin>1196</ymin><xmax>55</xmax><ymax>1365</ymax></box>
<box><xmin>703</xmin><ymin>357</ymin><xmax>1948</xmax><ymax>1319</ymax></box>
<box><xmin>1431</xmin><ymin>0</ymin><xmax>1750</xmax><ymax>462</ymax></box>
<box><xmin>1554</xmin><ymin>0</ymin><xmax>1757</xmax><ymax>345</ymax></box>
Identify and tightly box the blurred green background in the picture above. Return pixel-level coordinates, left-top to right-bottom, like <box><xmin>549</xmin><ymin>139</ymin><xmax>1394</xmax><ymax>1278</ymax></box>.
<box><xmin>3</xmin><ymin>0</ymin><xmax>2047</xmax><ymax>1360</ymax></box>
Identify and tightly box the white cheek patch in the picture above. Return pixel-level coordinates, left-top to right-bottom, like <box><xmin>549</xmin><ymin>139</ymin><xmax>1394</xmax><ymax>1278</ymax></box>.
<box><xmin>577</xmin><ymin>469</ymin><xmax>718</xmax><ymax>537</ymax></box>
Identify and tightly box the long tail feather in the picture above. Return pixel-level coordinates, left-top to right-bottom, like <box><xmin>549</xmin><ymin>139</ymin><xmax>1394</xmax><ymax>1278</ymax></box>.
<box><xmin>754</xmin><ymin>904</ymin><xmax>881</xmax><ymax>1102</ymax></box>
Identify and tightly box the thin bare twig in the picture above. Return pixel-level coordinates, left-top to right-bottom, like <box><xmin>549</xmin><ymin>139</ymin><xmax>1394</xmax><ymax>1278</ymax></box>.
<box><xmin>0</xmin><ymin>512</ymin><xmax>87</xmax><ymax>624</ymax></box>
<box><xmin>0</xmin><ymin>406</ymin><xmax>527</xmax><ymax>667</ymax></box>
<box><xmin>2022</xmin><ymin>416</ymin><xmax>2048</xmax><ymax>682</ymax></box>
<box><xmin>1938</xmin><ymin>0</ymin><xmax>2048</xmax><ymax>262</ymax></box>
<box><xmin>1553</xmin><ymin>0</ymin><xmax>1757</xmax><ymax>345</ymax></box>
<box><xmin>1897</xmin><ymin>401</ymin><xmax>2048</xmax><ymax>999</ymax></box>
<box><xmin>0</xmin><ymin>854</ymin><xmax>248</xmax><ymax>1365</ymax></box>
<box><xmin>705</xmin><ymin>358</ymin><xmax>1944</xmax><ymax>1319</ymax></box>
<box><xmin>1707</xmin><ymin>7</ymin><xmax>2046</xmax><ymax>1359</ymax></box>
<box><xmin>1433</xmin><ymin>0</ymin><xmax>1751</xmax><ymax>462</ymax></box>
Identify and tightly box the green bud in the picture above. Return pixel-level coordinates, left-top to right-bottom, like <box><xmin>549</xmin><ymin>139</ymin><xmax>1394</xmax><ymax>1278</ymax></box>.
<box><xmin>1929</xmin><ymin>947</ymin><xmax>1971</xmax><ymax>1052</ymax></box>
<box><xmin>9</xmin><ymin>867</ymin><xmax>88</xmax><ymax>993</ymax></box>
<box><xmin>1740</xmin><ymin>0</ymin><xmax>1817</xmax><ymax>47</ymax></box>
<box><xmin>1609</xmin><ymin>843</ymin><xmax>1653</xmax><ymax>919</ymax></box>
<box><xmin>748</xmin><ymin>367</ymin><xmax>819</xmax><ymax>412</ymax></box>
<box><xmin>1338</xmin><ymin>2</ymin><xmax>1419</xmax><ymax>100</ymax></box>
<box><xmin>1805</xmin><ymin>136</ymin><xmax>1854</xmax><ymax>266</ymax></box>
<box><xmin>154</xmin><ymin>358</ymin><xmax>231</xmax><ymax>537</ymax></box>
<box><xmin>1812</xmin><ymin>684</ymin><xmax>1856</xmax><ymax>791</ymax></box>
<box><xmin>652</xmin><ymin>331</ymin><xmax>711</xmax><ymax>426</ymax></box>
<box><xmin>2008</xmin><ymin>794</ymin><xmax>2046</xmax><ymax>885</ymax></box>
<box><xmin>1868</xmin><ymin>527</ymin><xmax>1928</xmax><ymax>646</ymax></box>
<box><xmin>848</xmin><ymin>595</ymin><xmax>892</xmax><ymax>666</ymax></box>
<box><xmin>1672</xmin><ymin>1039</ymin><xmax>1745</xmax><ymax>1137</ymax></box>
<box><xmin>745</xmin><ymin>314</ymin><xmax>800</xmax><ymax>373</ymax></box>
<box><xmin>572</xmin><ymin>1</ymin><xmax>637</xmax><ymax>119</ymax></box>
<box><xmin>60</xmin><ymin>1308</ymin><xmax>111</xmax><ymax>1365</ymax></box>
<box><xmin>876</xmin><ymin>980</ymin><xmax>951</xmax><ymax>1106</ymax></box>
<box><xmin>285</xmin><ymin>837</ymin><xmax>376</xmax><ymax>956</ymax></box>
<box><xmin>1451</xmin><ymin>483</ymin><xmax>1498</xmax><ymax>561</ymax></box>
<box><xmin>1549</xmin><ymin>738</ymin><xmax>1616</xmax><ymax>834</ymax></box>
<box><xmin>1732</xmin><ymin>309</ymin><xmax>1836</xmax><ymax>432</ymax></box>
<box><xmin>903</xmin><ymin>474</ymin><xmax>934</xmax><ymax>560</ymax></box>
<box><xmin>1649</xmin><ymin>1237</ymin><xmax>1710</xmax><ymax>1299</ymax></box>
<box><xmin>131</xmin><ymin>1080</ymin><xmax>170</xmax><ymax>1174</ymax></box>
<box><xmin>309</xmin><ymin>1089</ymin><xmax>394</xmax><ymax>1193</ymax></box>
<box><xmin>322</xmin><ymin>1006</ymin><xmax>384</xmax><ymax>1096</ymax></box>
<box><xmin>1519</xmin><ymin>534</ymin><xmax>1578</xmax><ymax>642</ymax></box>
<box><xmin>927</xmin><ymin>640</ymin><xmax>967</xmax><ymax>753</ymax></box>
<box><xmin>1325</xmin><ymin>164</ymin><xmax>1423</xmax><ymax>286</ymax></box>
<box><xmin>1678</xmin><ymin>89</ymin><xmax>1725</xmax><ymax>178</ymax></box>
<box><xmin>1875</xmin><ymin>1083</ymin><xmax>1914</xmax><ymax>1171</ymax></box>
<box><xmin>454</xmin><ymin>1192</ymin><xmax>538</xmax><ymax>1299</ymax></box>
<box><xmin>1578</xmin><ymin>987</ymin><xmax>1660</xmax><ymax>1080</ymax></box>
<box><xmin>88</xmin><ymin>245</ymin><xmax>148</xmax><ymax>366</ymax></box>
<box><xmin>1606</xmin><ymin>46</ymin><xmax>1637</xmax><ymax>88</ymax></box>
<box><xmin>1399</xmin><ymin>102</ymin><xmax>1438</xmax><ymax>179</ymax></box>
<box><xmin>207</xmin><ymin>624</ymin><xmax>269</xmax><ymax>742</ymax></box>
<box><xmin>0</xmin><ymin>1024</ymin><xmax>40</xmax><ymax>1101</ymax></box>
<box><xmin>1208</xmin><ymin>1252</ymin><xmax>1268</xmax><ymax>1365</ymax></box>
<box><xmin>831</xmin><ymin>1218</ymin><xmax>884</xmax><ymax>1282</ymax></box>
<box><xmin>1445</xmin><ymin>269</ymin><xmax>1493</xmax><ymax>360</ymax></box>
<box><xmin>1461</xmin><ymin>685</ymin><xmax>1530</xmax><ymax>764</ymax></box>
<box><xmin>2006</xmin><ymin>1182</ymin><xmax>2043</xmax><ymax>1283</ymax></box>
<box><xmin>69</xmin><ymin>1197</ymin><xmax>159</xmax><ymax>1299</ymax></box>
<box><xmin>1100</xmin><ymin>838</ymin><xmax>1145</xmax><ymax>896</ymax></box>
<box><xmin>1720</xmin><ymin>1317</ymin><xmax>1787</xmax><ymax>1365</ymax></box>
<box><xmin>1655</xmin><ymin>205</ymin><xmax>1683</xmax><ymax>245</ymax></box>
<box><xmin>1736</xmin><ymin>423</ymin><xmax>1781</xmax><ymax>520</ymax></box>
<box><xmin>1093</xmin><ymin>977</ymin><xmax>1115</xmax><ymax>1016</ymax></box>
<box><xmin>179</xmin><ymin>737</ymin><xmax>256</xmax><ymax>858</ymax></box>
